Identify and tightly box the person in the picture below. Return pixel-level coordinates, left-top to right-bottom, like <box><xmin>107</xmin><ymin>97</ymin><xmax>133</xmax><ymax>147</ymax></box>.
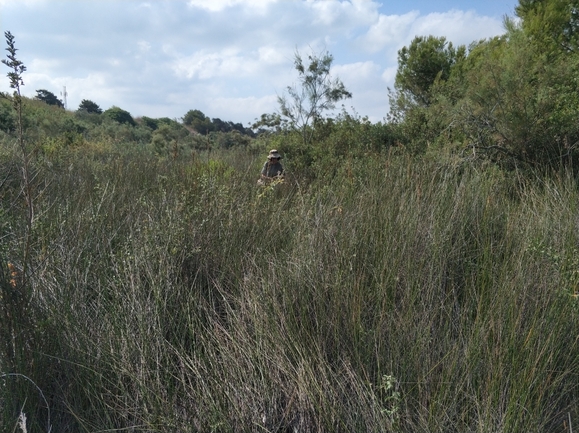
<box><xmin>258</xmin><ymin>149</ymin><xmax>284</xmax><ymax>183</ymax></box>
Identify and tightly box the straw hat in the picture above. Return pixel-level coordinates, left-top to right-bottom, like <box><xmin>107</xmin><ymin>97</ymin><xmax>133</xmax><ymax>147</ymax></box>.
<box><xmin>267</xmin><ymin>149</ymin><xmax>281</xmax><ymax>160</ymax></box>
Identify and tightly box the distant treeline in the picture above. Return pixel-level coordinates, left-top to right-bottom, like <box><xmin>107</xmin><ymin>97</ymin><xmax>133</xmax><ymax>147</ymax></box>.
<box><xmin>2</xmin><ymin>89</ymin><xmax>256</xmax><ymax>137</ymax></box>
<box><xmin>0</xmin><ymin>94</ymin><xmax>256</xmax><ymax>158</ymax></box>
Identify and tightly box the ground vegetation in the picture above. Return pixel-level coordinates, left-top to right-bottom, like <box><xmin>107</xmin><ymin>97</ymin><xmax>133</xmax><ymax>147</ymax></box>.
<box><xmin>2</xmin><ymin>3</ymin><xmax>579</xmax><ymax>431</ymax></box>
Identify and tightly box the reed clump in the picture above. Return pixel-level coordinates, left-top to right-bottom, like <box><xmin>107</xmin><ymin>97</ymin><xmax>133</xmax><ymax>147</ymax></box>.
<box><xmin>1</xmin><ymin>142</ymin><xmax>578</xmax><ymax>432</ymax></box>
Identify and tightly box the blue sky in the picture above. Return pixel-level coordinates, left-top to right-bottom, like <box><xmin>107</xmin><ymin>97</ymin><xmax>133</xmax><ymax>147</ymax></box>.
<box><xmin>0</xmin><ymin>0</ymin><xmax>518</xmax><ymax>126</ymax></box>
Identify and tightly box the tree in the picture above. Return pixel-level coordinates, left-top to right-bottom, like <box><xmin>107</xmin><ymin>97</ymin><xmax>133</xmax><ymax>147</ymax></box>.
<box><xmin>452</xmin><ymin>22</ymin><xmax>579</xmax><ymax>167</ymax></box>
<box><xmin>251</xmin><ymin>113</ymin><xmax>286</xmax><ymax>135</ymax></box>
<box><xmin>278</xmin><ymin>49</ymin><xmax>352</xmax><ymax>145</ymax></box>
<box><xmin>103</xmin><ymin>106</ymin><xmax>135</xmax><ymax>126</ymax></box>
<box><xmin>210</xmin><ymin>117</ymin><xmax>230</xmax><ymax>133</ymax></box>
<box><xmin>393</xmin><ymin>36</ymin><xmax>465</xmax><ymax>109</ymax></box>
<box><xmin>182</xmin><ymin>108</ymin><xmax>203</xmax><ymax>126</ymax></box>
<box><xmin>35</xmin><ymin>89</ymin><xmax>64</xmax><ymax>108</ymax></box>
<box><xmin>516</xmin><ymin>0</ymin><xmax>579</xmax><ymax>53</ymax></box>
<box><xmin>182</xmin><ymin>109</ymin><xmax>213</xmax><ymax>134</ymax></box>
<box><xmin>140</xmin><ymin>116</ymin><xmax>160</xmax><ymax>130</ymax></box>
<box><xmin>78</xmin><ymin>99</ymin><xmax>102</xmax><ymax>114</ymax></box>
<box><xmin>387</xmin><ymin>36</ymin><xmax>465</xmax><ymax>153</ymax></box>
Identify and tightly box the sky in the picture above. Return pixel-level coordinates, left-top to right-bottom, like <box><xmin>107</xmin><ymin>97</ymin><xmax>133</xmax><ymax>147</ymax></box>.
<box><xmin>0</xmin><ymin>0</ymin><xmax>519</xmax><ymax>127</ymax></box>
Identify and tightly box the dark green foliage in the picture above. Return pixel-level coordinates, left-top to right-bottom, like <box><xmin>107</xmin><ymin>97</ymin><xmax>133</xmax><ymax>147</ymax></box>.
<box><xmin>141</xmin><ymin>116</ymin><xmax>180</xmax><ymax>131</ymax></box>
<box><xmin>281</xmin><ymin>110</ymin><xmax>400</xmax><ymax>179</ymax></box>
<box><xmin>182</xmin><ymin>108</ymin><xmax>213</xmax><ymax>134</ymax></box>
<box><xmin>211</xmin><ymin>117</ymin><xmax>253</xmax><ymax>135</ymax></box>
<box><xmin>0</xmin><ymin>98</ymin><xmax>15</xmax><ymax>132</ymax></box>
<box><xmin>102</xmin><ymin>105</ymin><xmax>136</xmax><ymax>126</ymax></box>
<box><xmin>394</xmin><ymin>35</ymin><xmax>466</xmax><ymax>108</ymax></box>
<box><xmin>516</xmin><ymin>0</ymin><xmax>579</xmax><ymax>53</ymax></box>
<box><xmin>388</xmin><ymin>35</ymin><xmax>467</xmax><ymax>155</ymax></box>
<box><xmin>182</xmin><ymin>109</ymin><xmax>253</xmax><ymax>136</ymax></box>
<box><xmin>139</xmin><ymin>115</ymin><xmax>160</xmax><ymax>130</ymax></box>
<box><xmin>77</xmin><ymin>99</ymin><xmax>102</xmax><ymax>114</ymax></box>
<box><xmin>34</xmin><ymin>89</ymin><xmax>63</xmax><ymax>108</ymax></box>
<box><xmin>182</xmin><ymin>108</ymin><xmax>204</xmax><ymax>126</ymax></box>
<box><xmin>74</xmin><ymin>106</ymin><xmax>104</xmax><ymax>126</ymax></box>
<box><xmin>390</xmin><ymin>6</ymin><xmax>579</xmax><ymax>169</ymax></box>
<box><xmin>445</xmin><ymin>24</ymin><xmax>579</xmax><ymax>167</ymax></box>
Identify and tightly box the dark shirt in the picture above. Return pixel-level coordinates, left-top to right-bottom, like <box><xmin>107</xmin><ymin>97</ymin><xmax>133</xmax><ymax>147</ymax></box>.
<box><xmin>261</xmin><ymin>160</ymin><xmax>284</xmax><ymax>178</ymax></box>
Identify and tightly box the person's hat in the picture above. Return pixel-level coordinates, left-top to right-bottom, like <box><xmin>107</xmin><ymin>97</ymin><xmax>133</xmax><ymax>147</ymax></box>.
<box><xmin>267</xmin><ymin>149</ymin><xmax>281</xmax><ymax>160</ymax></box>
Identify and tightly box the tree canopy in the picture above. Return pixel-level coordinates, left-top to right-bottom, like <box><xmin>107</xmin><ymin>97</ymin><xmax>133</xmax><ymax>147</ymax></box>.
<box><xmin>103</xmin><ymin>106</ymin><xmax>135</xmax><ymax>126</ymax></box>
<box><xmin>78</xmin><ymin>99</ymin><xmax>102</xmax><ymax>114</ymax></box>
<box><xmin>182</xmin><ymin>109</ymin><xmax>253</xmax><ymax>136</ymax></box>
<box><xmin>516</xmin><ymin>0</ymin><xmax>579</xmax><ymax>52</ymax></box>
<box><xmin>183</xmin><ymin>109</ymin><xmax>214</xmax><ymax>134</ymax></box>
<box><xmin>394</xmin><ymin>36</ymin><xmax>465</xmax><ymax>108</ymax></box>
<box><xmin>278</xmin><ymin>49</ymin><xmax>352</xmax><ymax>145</ymax></box>
<box><xmin>385</xmin><ymin>0</ymin><xmax>579</xmax><ymax>168</ymax></box>
<box><xmin>35</xmin><ymin>89</ymin><xmax>64</xmax><ymax>108</ymax></box>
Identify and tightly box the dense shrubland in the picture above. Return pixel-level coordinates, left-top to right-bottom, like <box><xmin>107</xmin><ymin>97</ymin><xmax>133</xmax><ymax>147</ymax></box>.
<box><xmin>2</xmin><ymin>1</ymin><xmax>579</xmax><ymax>432</ymax></box>
<box><xmin>389</xmin><ymin>4</ymin><xmax>579</xmax><ymax>169</ymax></box>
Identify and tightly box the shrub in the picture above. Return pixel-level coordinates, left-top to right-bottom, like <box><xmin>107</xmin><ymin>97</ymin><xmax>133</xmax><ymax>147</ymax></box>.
<box><xmin>102</xmin><ymin>106</ymin><xmax>136</xmax><ymax>126</ymax></box>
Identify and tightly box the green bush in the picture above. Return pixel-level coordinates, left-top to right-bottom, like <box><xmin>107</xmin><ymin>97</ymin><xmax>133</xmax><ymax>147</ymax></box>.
<box><xmin>102</xmin><ymin>106</ymin><xmax>136</xmax><ymax>126</ymax></box>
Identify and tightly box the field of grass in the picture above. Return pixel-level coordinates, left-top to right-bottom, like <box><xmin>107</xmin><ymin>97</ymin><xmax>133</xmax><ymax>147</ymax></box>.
<box><xmin>1</xmin><ymin>141</ymin><xmax>579</xmax><ymax>432</ymax></box>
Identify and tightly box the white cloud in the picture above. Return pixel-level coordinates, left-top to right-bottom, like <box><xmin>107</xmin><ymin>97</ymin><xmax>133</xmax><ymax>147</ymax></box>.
<box><xmin>162</xmin><ymin>90</ymin><xmax>278</xmax><ymax>124</ymax></box>
<box><xmin>1</xmin><ymin>0</ymin><xmax>514</xmax><ymax>124</ymax></box>
<box><xmin>107</xmin><ymin>58</ymin><xmax>122</xmax><ymax>67</ymax></box>
<box><xmin>28</xmin><ymin>57</ymin><xmax>62</xmax><ymax>72</ymax></box>
<box><xmin>308</xmin><ymin>0</ymin><xmax>378</xmax><ymax>27</ymax></box>
<box><xmin>187</xmin><ymin>0</ymin><xmax>277</xmax><ymax>12</ymax></box>
<box><xmin>137</xmin><ymin>41</ymin><xmax>151</xmax><ymax>52</ymax></box>
<box><xmin>362</xmin><ymin>11</ymin><xmax>420</xmax><ymax>53</ymax></box>
<box><xmin>361</xmin><ymin>9</ymin><xmax>503</xmax><ymax>56</ymax></box>
<box><xmin>208</xmin><ymin>94</ymin><xmax>278</xmax><ymax>122</ymax></box>
<box><xmin>172</xmin><ymin>49</ymin><xmax>256</xmax><ymax>80</ymax></box>
<box><xmin>0</xmin><ymin>0</ymin><xmax>45</xmax><ymax>6</ymax></box>
<box><xmin>62</xmin><ymin>74</ymin><xmax>118</xmax><ymax>110</ymax></box>
<box><xmin>410</xmin><ymin>10</ymin><xmax>503</xmax><ymax>46</ymax></box>
<box><xmin>381</xmin><ymin>66</ymin><xmax>397</xmax><ymax>84</ymax></box>
<box><xmin>333</xmin><ymin>61</ymin><xmax>380</xmax><ymax>84</ymax></box>
<box><xmin>18</xmin><ymin>71</ymin><xmax>114</xmax><ymax>110</ymax></box>
<box><xmin>257</xmin><ymin>45</ymin><xmax>287</xmax><ymax>66</ymax></box>
<box><xmin>331</xmin><ymin>61</ymin><xmax>387</xmax><ymax>121</ymax></box>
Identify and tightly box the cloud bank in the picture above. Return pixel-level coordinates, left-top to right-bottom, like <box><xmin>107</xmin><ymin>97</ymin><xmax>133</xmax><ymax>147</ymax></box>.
<box><xmin>0</xmin><ymin>0</ymin><xmax>514</xmax><ymax>124</ymax></box>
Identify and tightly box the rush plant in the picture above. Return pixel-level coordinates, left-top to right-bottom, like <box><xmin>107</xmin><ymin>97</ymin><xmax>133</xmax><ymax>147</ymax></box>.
<box><xmin>2</xmin><ymin>31</ymin><xmax>33</xmax><ymax>276</ymax></box>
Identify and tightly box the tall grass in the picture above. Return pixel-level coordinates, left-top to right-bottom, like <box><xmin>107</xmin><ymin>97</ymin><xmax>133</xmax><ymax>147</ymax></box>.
<box><xmin>1</xmin><ymin>144</ymin><xmax>578</xmax><ymax>432</ymax></box>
